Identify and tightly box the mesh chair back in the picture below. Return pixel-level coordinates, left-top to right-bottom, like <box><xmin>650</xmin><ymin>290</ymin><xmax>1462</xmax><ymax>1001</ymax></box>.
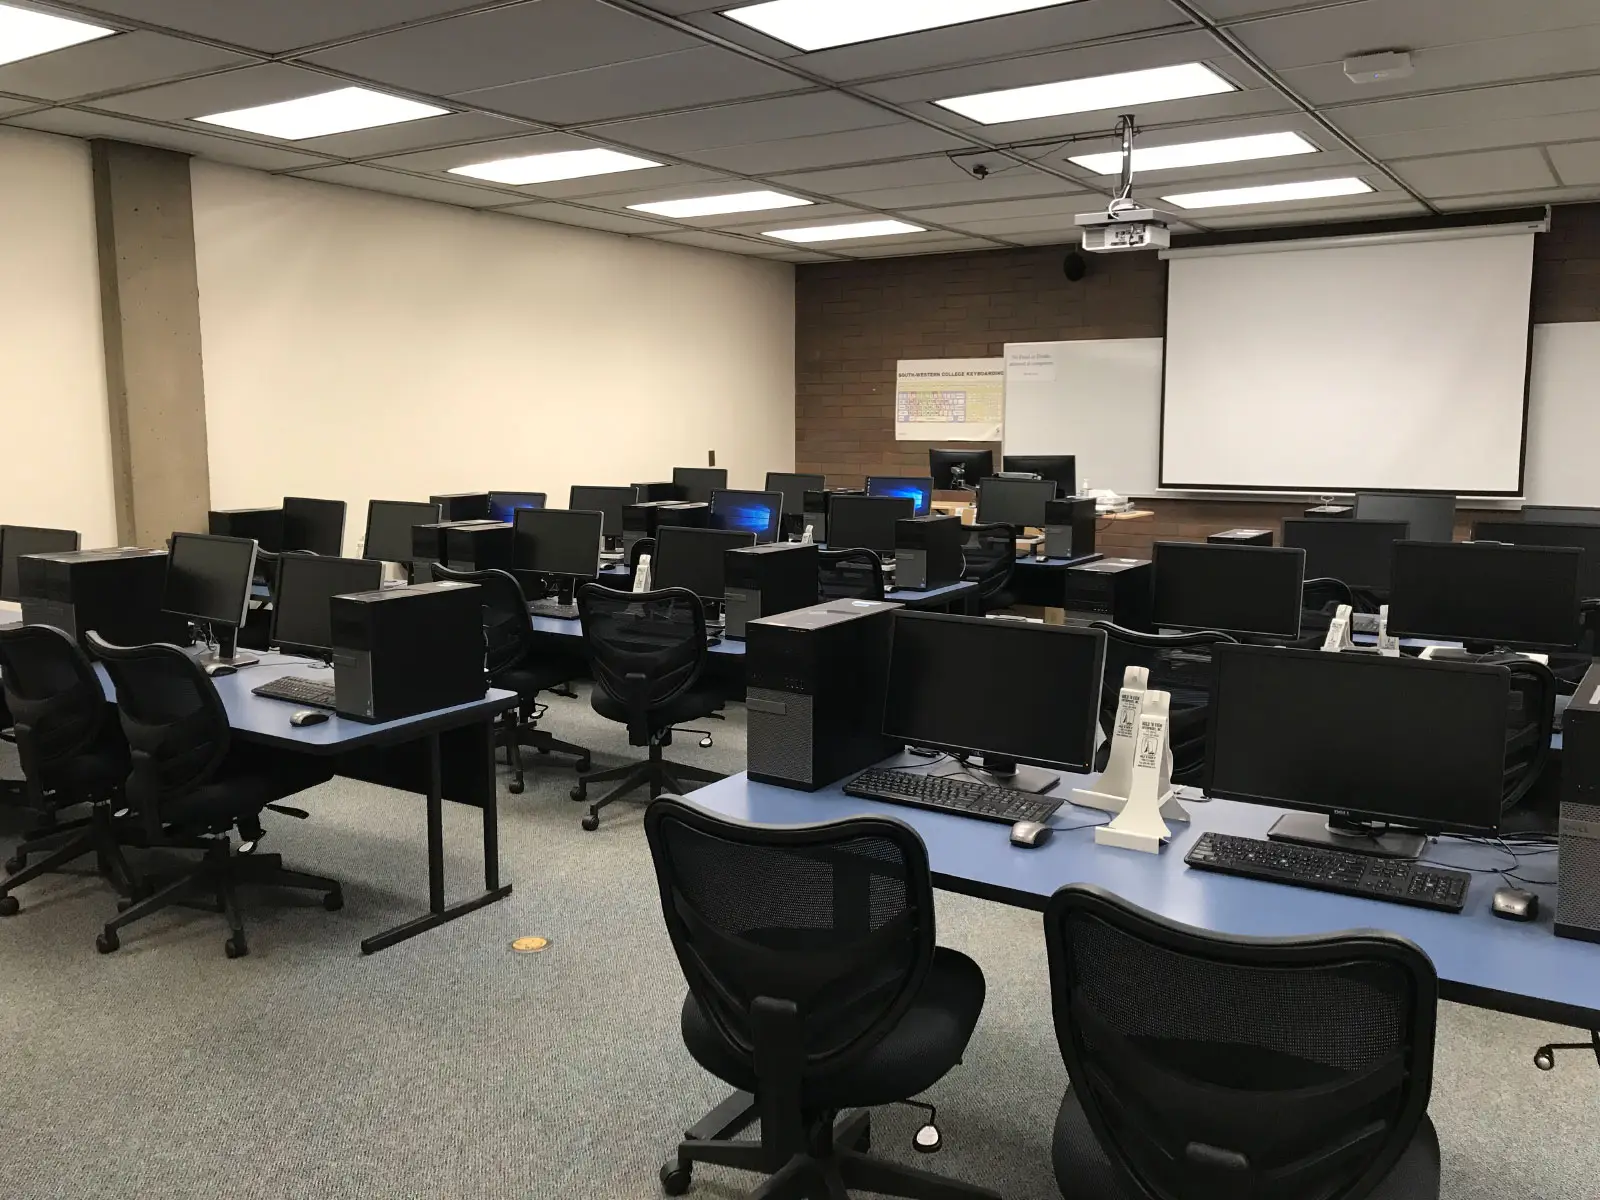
<box><xmin>578</xmin><ymin>586</ymin><xmax>706</xmax><ymax>736</ymax></box>
<box><xmin>818</xmin><ymin>548</ymin><xmax>885</xmax><ymax>602</ymax></box>
<box><xmin>431</xmin><ymin>564</ymin><xmax>531</xmax><ymax>680</ymax></box>
<box><xmin>645</xmin><ymin>796</ymin><xmax>936</xmax><ymax>1073</ymax></box>
<box><xmin>1045</xmin><ymin>884</ymin><xmax>1436</xmax><ymax>1200</ymax></box>
<box><xmin>86</xmin><ymin>633</ymin><xmax>230</xmax><ymax>824</ymax></box>
<box><xmin>962</xmin><ymin>523</ymin><xmax>1016</xmax><ymax>602</ymax></box>
<box><xmin>0</xmin><ymin>624</ymin><xmax>118</xmax><ymax>792</ymax></box>
<box><xmin>1502</xmin><ymin>658</ymin><xmax>1556</xmax><ymax>812</ymax></box>
<box><xmin>1094</xmin><ymin>626</ymin><xmax>1234</xmax><ymax>784</ymax></box>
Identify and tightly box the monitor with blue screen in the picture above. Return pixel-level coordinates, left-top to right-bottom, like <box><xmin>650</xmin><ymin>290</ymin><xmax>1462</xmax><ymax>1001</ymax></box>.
<box><xmin>487</xmin><ymin>491</ymin><xmax>546</xmax><ymax>524</ymax></box>
<box><xmin>709</xmin><ymin>490</ymin><xmax>781</xmax><ymax>544</ymax></box>
<box><xmin>865</xmin><ymin>476</ymin><xmax>933</xmax><ymax>516</ymax></box>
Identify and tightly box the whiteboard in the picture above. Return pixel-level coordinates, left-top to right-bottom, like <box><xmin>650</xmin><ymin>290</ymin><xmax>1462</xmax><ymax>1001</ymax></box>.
<box><xmin>1525</xmin><ymin>322</ymin><xmax>1600</xmax><ymax>505</ymax></box>
<box><xmin>1003</xmin><ymin>338</ymin><xmax>1164</xmax><ymax>496</ymax></box>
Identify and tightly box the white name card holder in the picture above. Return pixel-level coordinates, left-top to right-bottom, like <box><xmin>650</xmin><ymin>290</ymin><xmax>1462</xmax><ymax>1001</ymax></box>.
<box><xmin>1095</xmin><ymin>690</ymin><xmax>1175</xmax><ymax>855</ymax></box>
<box><xmin>1074</xmin><ymin>667</ymin><xmax>1186</xmax><ymax>821</ymax></box>
<box><xmin>1376</xmin><ymin>604</ymin><xmax>1401</xmax><ymax>657</ymax></box>
<box><xmin>1321</xmin><ymin>604</ymin><xmax>1354</xmax><ymax>653</ymax></box>
<box><xmin>632</xmin><ymin>554</ymin><xmax>653</xmax><ymax>593</ymax></box>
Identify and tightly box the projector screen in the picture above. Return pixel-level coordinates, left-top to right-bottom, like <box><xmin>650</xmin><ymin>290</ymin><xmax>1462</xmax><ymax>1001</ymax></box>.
<box><xmin>1160</xmin><ymin>230</ymin><xmax>1536</xmax><ymax>494</ymax></box>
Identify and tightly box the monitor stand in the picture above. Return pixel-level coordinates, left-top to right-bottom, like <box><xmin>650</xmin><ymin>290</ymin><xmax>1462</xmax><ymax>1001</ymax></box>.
<box><xmin>1266</xmin><ymin>813</ymin><xmax>1425</xmax><ymax>860</ymax></box>
<box><xmin>555</xmin><ymin>578</ymin><xmax>577</xmax><ymax>605</ymax></box>
<box><xmin>197</xmin><ymin>625</ymin><xmax>258</xmax><ymax>671</ymax></box>
<box><xmin>962</xmin><ymin>756</ymin><xmax>1059</xmax><ymax>795</ymax></box>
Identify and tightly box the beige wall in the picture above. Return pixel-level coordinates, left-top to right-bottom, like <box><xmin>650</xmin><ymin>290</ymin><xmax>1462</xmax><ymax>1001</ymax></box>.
<box><xmin>0</xmin><ymin>127</ymin><xmax>118</xmax><ymax>547</ymax></box>
<box><xmin>191</xmin><ymin>162</ymin><xmax>797</xmax><ymax>554</ymax></box>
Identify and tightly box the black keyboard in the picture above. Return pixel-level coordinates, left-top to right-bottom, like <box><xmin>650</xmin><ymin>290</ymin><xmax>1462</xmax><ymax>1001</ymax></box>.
<box><xmin>529</xmin><ymin>599</ymin><xmax>580</xmax><ymax>620</ymax></box>
<box><xmin>251</xmin><ymin>676</ymin><xmax>336</xmax><ymax>709</ymax></box>
<box><xmin>844</xmin><ymin>768</ymin><xmax>1061</xmax><ymax>826</ymax></box>
<box><xmin>1184</xmin><ymin>832</ymin><xmax>1470</xmax><ymax>913</ymax></box>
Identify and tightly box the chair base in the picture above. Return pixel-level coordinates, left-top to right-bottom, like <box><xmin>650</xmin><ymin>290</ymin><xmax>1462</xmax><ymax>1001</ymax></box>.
<box><xmin>0</xmin><ymin>805</ymin><xmax>143</xmax><ymax>913</ymax></box>
<box><xmin>498</xmin><ymin>711</ymin><xmax>591</xmax><ymax>795</ymax></box>
<box><xmin>569</xmin><ymin>742</ymin><xmax>723</xmax><ymax>830</ymax></box>
<box><xmin>95</xmin><ymin>841</ymin><xmax>341</xmax><ymax>958</ymax></box>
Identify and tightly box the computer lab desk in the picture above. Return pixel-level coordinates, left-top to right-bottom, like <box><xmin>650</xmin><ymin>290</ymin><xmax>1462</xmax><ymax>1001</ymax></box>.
<box><xmin>88</xmin><ymin>656</ymin><xmax>519</xmax><ymax>955</ymax></box>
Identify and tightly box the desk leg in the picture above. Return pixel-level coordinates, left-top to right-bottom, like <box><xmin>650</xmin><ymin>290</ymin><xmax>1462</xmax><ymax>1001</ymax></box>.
<box><xmin>360</xmin><ymin>724</ymin><xmax>514</xmax><ymax>955</ymax></box>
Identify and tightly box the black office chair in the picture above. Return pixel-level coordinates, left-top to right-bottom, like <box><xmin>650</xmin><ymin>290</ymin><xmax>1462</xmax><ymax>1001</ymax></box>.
<box><xmin>646</xmin><ymin>796</ymin><xmax>999</xmax><ymax>1200</ymax></box>
<box><xmin>817</xmin><ymin>547</ymin><xmax>885</xmax><ymax>602</ymax></box>
<box><xmin>0</xmin><ymin>625</ymin><xmax>136</xmax><ymax>914</ymax></box>
<box><xmin>86</xmin><ymin>632</ymin><xmax>342</xmax><ymax>958</ymax></box>
<box><xmin>630</xmin><ymin>536</ymin><xmax>657</xmax><ymax>573</ymax></box>
<box><xmin>1298</xmin><ymin>576</ymin><xmax>1355</xmax><ymax>636</ymax></box>
<box><xmin>962</xmin><ymin>522</ymin><xmax>1017</xmax><ymax>613</ymax></box>
<box><xmin>1045</xmin><ymin>884</ymin><xmax>1440</xmax><ymax>1200</ymax></box>
<box><xmin>572</xmin><ymin>585</ymin><xmax>724</xmax><ymax>831</ymax></box>
<box><xmin>431</xmin><ymin>565</ymin><xmax>590</xmax><ymax>793</ymax></box>
<box><xmin>1092</xmin><ymin>623</ymin><xmax>1238</xmax><ymax>784</ymax></box>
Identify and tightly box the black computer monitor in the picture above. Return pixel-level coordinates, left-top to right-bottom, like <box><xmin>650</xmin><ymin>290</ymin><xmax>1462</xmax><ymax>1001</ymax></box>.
<box><xmin>281</xmin><ymin>497</ymin><xmax>346</xmax><ymax>556</ymax></box>
<box><xmin>865</xmin><ymin>476</ymin><xmax>933</xmax><ymax>517</ymax></box>
<box><xmin>883</xmin><ymin>611</ymin><xmax>1105</xmax><ymax>792</ymax></box>
<box><xmin>363</xmin><ymin>500</ymin><xmax>441</xmax><ymax>563</ymax></box>
<box><xmin>1207</xmin><ymin>645</ymin><xmax>1508</xmax><ymax>856</ymax></box>
<box><xmin>162</xmin><ymin>532</ymin><xmax>259</xmax><ymax>667</ymax></box>
<box><xmin>1280</xmin><ymin>518</ymin><xmax>1410</xmax><ymax>593</ymax></box>
<box><xmin>0</xmin><ymin>525</ymin><xmax>80</xmax><ymax>603</ymax></box>
<box><xmin>653</xmin><ymin>525</ymin><xmax>755</xmax><ymax>604</ymax></box>
<box><xmin>568</xmin><ymin>485</ymin><xmax>639</xmax><ymax>538</ymax></box>
<box><xmin>1474</xmin><ymin>519</ymin><xmax>1600</xmax><ymax>598</ymax></box>
<box><xmin>271</xmin><ymin>554</ymin><xmax>383</xmax><ymax>657</ymax></box>
<box><xmin>1152</xmin><ymin>542</ymin><xmax>1306</xmax><ymax>640</ymax></box>
<box><xmin>709</xmin><ymin>489</ymin><xmax>782</xmax><ymax>543</ymax></box>
<box><xmin>1387</xmin><ymin>540</ymin><xmax>1582</xmax><ymax>650</ymax></box>
<box><xmin>1353</xmin><ymin>492</ymin><xmax>1456</xmax><ymax>544</ymax></box>
<box><xmin>672</xmin><ymin>467</ymin><xmax>728</xmax><ymax>505</ymax></box>
<box><xmin>487</xmin><ymin>491</ymin><xmax>546</xmax><ymax>524</ymax></box>
<box><xmin>826</xmin><ymin>495</ymin><xmax>913</xmax><ymax>555</ymax></box>
<box><xmin>514</xmin><ymin>508</ymin><xmax>604</xmax><ymax>601</ymax></box>
<box><xmin>1002</xmin><ymin>455</ymin><xmax>1076</xmax><ymax>498</ymax></box>
<box><xmin>976</xmin><ymin>476</ymin><xmax>1055</xmax><ymax>530</ymax></box>
<box><xmin>1521</xmin><ymin>505</ymin><xmax>1600</xmax><ymax>526</ymax></box>
<box><xmin>765</xmin><ymin>473</ymin><xmax>826</xmax><ymax>516</ymax></box>
<box><xmin>929</xmin><ymin>448</ymin><xmax>994</xmax><ymax>491</ymax></box>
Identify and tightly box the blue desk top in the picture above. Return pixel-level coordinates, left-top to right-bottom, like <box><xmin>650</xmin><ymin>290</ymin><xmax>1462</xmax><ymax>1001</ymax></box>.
<box><xmin>527</xmin><ymin>614</ymin><xmax>746</xmax><ymax>656</ymax></box>
<box><xmin>884</xmin><ymin>579</ymin><xmax>977</xmax><ymax>605</ymax></box>
<box><xmin>690</xmin><ymin>761</ymin><xmax>1600</xmax><ymax>1027</ymax></box>
<box><xmin>1014</xmin><ymin>553</ymin><xmax>1103</xmax><ymax>569</ymax></box>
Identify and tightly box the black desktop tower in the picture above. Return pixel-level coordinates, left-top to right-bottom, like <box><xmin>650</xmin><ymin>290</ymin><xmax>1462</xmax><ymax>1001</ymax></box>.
<box><xmin>632</xmin><ymin>482</ymin><xmax>681</xmax><ymax>502</ymax></box>
<box><xmin>430</xmin><ymin>493</ymin><xmax>491</xmax><ymax>521</ymax></box>
<box><xmin>1041</xmin><ymin>497</ymin><xmax>1097</xmax><ymax>559</ymax></box>
<box><xmin>725</xmin><ymin>543</ymin><xmax>819</xmax><ymax>639</ymax></box>
<box><xmin>1060</xmin><ymin>558</ymin><xmax>1153</xmax><ymax>631</ymax></box>
<box><xmin>622</xmin><ymin>501</ymin><xmax>710</xmax><ymax>558</ymax></box>
<box><xmin>1557</xmin><ymin>661</ymin><xmax>1600</xmax><ymax>942</ymax></box>
<box><xmin>893</xmin><ymin>515</ymin><xmax>963</xmax><ymax>590</ymax></box>
<box><xmin>801</xmin><ymin>490</ymin><xmax>830</xmax><ymax>543</ymax></box>
<box><xmin>330</xmin><ymin>581</ymin><xmax>485</xmax><ymax>722</ymax></box>
<box><xmin>745</xmin><ymin>600</ymin><xmax>901</xmax><ymax>791</ymax></box>
<box><xmin>1208</xmin><ymin>528</ymin><xmax>1274</xmax><ymax>546</ymax></box>
<box><xmin>209</xmin><ymin>507</ymin><xmax>283</xmax><ymax>551</ymax></box>
<box><xmin>443</xmin><ymin>521</ymin><xmax>514</xmax><ymax>572</ymax></box>
<box><xmin>17</xmin><ymin>548</ymin><xmax>186</xmax><ymax>651</ymax></box>
<box><xmin>413</xmin><ymin>520</ymin><xmax>503</xmax><ymax>576</ymax></box>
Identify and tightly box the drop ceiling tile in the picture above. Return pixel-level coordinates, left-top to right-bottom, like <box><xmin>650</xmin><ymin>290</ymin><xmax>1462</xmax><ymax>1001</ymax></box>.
<box><xmin>1002</xmin><ymin>229</ymin><xmax>1092</xmax><ymax>245</ymax></box>
<box><xmin>1549</xmin><ymin>140</ymin><xmax>1600</xmax><ymax>186</ymax></box>
<box><xmin>73</xmin><ymin>0</ymin><xmax>493</xmax><ymax>53</ymax></box>
<box><xmin>1358</xmin><ymin>110</ymin><xmax>1600</xmax><ymax>159</ymax></box>
<box><xmin>0</xmin><ymin>97</ymin><xmax>42</xmax><ymax>118</ymax></box>
<box><xmin>302</xmin><ymin>0</ymin><xmax>700</xmax><ymax>96</ymax></box>
<box><xmin>452</xmin><ymin>46</ymin><xmax>803</xmax><ymax>125</ymax></box>
<box><xmin>1192</xmin><ymin>200</ymin><xmax>1430</xmax><ymax>227</ymax></box>
<box><xmin>941</xmin><ymin>213</ymin><xmax>1091</xmax><ymax>236</ymax></box>
<box><xmin>692</xmin><ymin>124</ymin><xmax>971</xmax><ymax>174</ymax></box>
<box><xmin>370</xmin><ymin>131</ymin><xmax>612</xmax><ymax>173</ymax></box>
<box><xmin>650</xmin><ymin>228</ymin><xmax>789</xmax><ymax>254</ymax></box>
<box><xmin>844</xmin><ymin>167</ymin><xmax>1084</xmax><ymax>211</ymax></box>
<box><xmin>1327</xmin><ymin>76</ymin><xmax>1600</xmax><ymax>138</ymax></box>
<box><xmin>3</xmin><ymin>108</ymin><xmax>335</xmax><ymax>171</ymax></box>
<box><xmin>501</xmin><ymin>202</ymin><xmax>675</xmax><ymax>234</ymax></box>
<box><xmin>915</xmin><ymin>87</ymin><xmax>1294</xmax><ymax>145</ymax></box>
<box><xmin>709</xmin><ymin>202</ymin><xmax>867</xmax><ymax>229</ymax></box>
<box><xmin>1193</xmin><ymin>0</ymin><xmax>1352</xmax><ymax>18</ymax></box>
<box><xmin>298</xmin><ymin>112</ymin><xmax>532</xmax><ymax>159</ymax></box>
<box><xmin>1393</xmin><ymin>147</ymin><xmax>1558</xmax><ymax>198</ymax></box>
<box><xmin>840</xmin><ymin>236</ymin><xmax>1004</xmax><ymax>258</ymax></box>
<box><xmin>774</xmin><ymin>155</ymin><xmax>997</xmax><ymax>195</ymax></box>
<box><xmin>582</xmin><ymin>92</ymin><xmax>898</xmax><ymax>155</ymax></box>
<box><xmin>289</xmin><ymin>163</ymin><xmax>518</xmax><ymax>207</ymax></box>
<box><xmin>906</xmin><ymin>193</ymin><xmax>1120</xmax><ymax>224</ymax></box>
<box><xmin>1433</xmin><ymin>185</ymin><xmax>1600</xmax><ymax>211</ymax></box>
<box><xmin>88</xmin><ymin>63</ymin><xmax>357</xmax><ymax>121</ymax></box>
<box><xmin>0</xmin><ymin>32</ymin><xmax>252</xmax><ymax>103</ymax></box>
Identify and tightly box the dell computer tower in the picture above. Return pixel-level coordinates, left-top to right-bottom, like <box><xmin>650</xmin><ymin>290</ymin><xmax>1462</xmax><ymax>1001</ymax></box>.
<box><xmin>1208</xmin><ymin>528</ymin><xmax>1274</xmax><ymax>546</ymax></box>
<box><xmin>1060</xmin><ymin>558</ymin><xmax>1152</xmax><ymax>631</ymax></box>
<box><xmin>1041</xmin><ymin>497</ymin><xmax>1097</xmax><ymax>559</ymax></box>
<box><xmin>1558</xmin><ymin>661</ymin><xmax>1600</xmax><ymax>942</ymax></box>
<box><xmin>443</xmin><ymin>521</ymin><xmax>513</xmax><ymax>573</ymax></box>
<box><xmin>209</xmin><ymin>507</ymin><xmax>283</xmax><ymax>551</ymax></box>
<box><xmin>894</xmin><ymin>514</ymin><xmax>963</xmax><ymax>591</ymax></box>
<box><xmin>725</xmin><ymin>543</ymin><xmax>819</xmax><ymax>639</ymax></box>
<box><xmin>622</xmin><ymin>501</ymin><xmax>710</xmax><ymax>558</ymax></box>
<box><xmin>330</xmin><ymin>581</ymin><xmax>484</xmax><ymax>722</ymax></box>
<box><xmin>430</xmin><ymin>493</ymin><xmax>491</xmax><ymax>522</ymax></box>
<box><xmin>745</xmin><ymin>600</ymin><xmax>901</xmax><ymax>791</ymax></box>
<box><xmin>801</xmin><ymin>490</ymin><xmax>830</xmax><ymax>544</ymax></box>
<box><xmin>17</xmin><ymin>548</ymin><xmax>186</xmax><ymax>652</ymax></box>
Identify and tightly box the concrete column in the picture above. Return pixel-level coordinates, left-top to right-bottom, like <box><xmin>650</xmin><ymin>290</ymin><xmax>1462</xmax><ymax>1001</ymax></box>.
<box><xmin>91</xmin><ymin>139</ymin><xmax>210</xmax><ymax>546</ymax></box>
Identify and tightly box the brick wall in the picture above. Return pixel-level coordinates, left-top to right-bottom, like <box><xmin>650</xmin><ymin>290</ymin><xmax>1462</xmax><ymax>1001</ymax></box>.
<box><xmin>796</xmin><ymin>202</ymin><xmax>1600</xmax><ymax>557</ymax></box>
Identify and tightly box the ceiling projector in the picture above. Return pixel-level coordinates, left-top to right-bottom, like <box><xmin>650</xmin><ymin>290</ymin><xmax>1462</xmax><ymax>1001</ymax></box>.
<box><xmin>1076</xmin><ymin>205</ymin><xmax>1171</xmax><ymax>253</ymax></box>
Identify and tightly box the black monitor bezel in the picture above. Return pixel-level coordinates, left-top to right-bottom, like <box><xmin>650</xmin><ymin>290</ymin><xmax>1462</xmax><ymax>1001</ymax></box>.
<box><xmin>512</xmin><ymin>507</ymin><xmax>606</xmax><ymax>578</ymax></box>
<box><xmin>0</xmin><ymin>525</ymin><xmax>81</xmax><ymax>602</ymax></box>
<box><xmin>652</xmin><ymin>525</ymin><xmax>756</xmax><ymax>600</ymax></box>
<box><xmin>162</xmin><ymin>532</ymin><xmax>259</xmax><ymax>629</ymax></box>
<box><xmin>269</xmin><ymin>553</ymin><xmax>384</xmax><ymax>656</ymax></box>
<box><xmin>708</xmin><ymin>489</ymin><xmax>783</xmax><ymax>543</ymax></box>
<box><xmin>1386</xmin><ymin>538</ymin><xmax>1583</xmax><ymax>649</ymax></box>
<box><xmin>1279</xmin><ymin>517</ymin><xmax>1411</xmax><ymax>593</ymax></box>
<box><xmin>362</xmin><ymin>499</ymin><xmax>442</xmax><ymax>564</ymax></box>
<box><xmin>1151</xmin><ymin>541</ymin><xmax>1307</xmax><ymax>640</ymax></box>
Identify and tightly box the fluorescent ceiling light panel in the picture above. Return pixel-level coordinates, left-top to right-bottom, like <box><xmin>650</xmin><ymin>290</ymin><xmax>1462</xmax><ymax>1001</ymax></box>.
<box><xmin>1163</xmin><ymin>177</ymin><xmax>1373</xmax><ymax>210</ymax></box>
<box><xmin>0</xmin><ymin>2</ymin><xmax>115</xmax><ymax>67</ymax></box>
<box><xmin>195</xmin><ymin>87</ymin><xmax>447</xmax><ymax>140</ymax></box>
<box><xmin>939</xmin><ymin>62</ymin><xmax>1234</xmax><ymax>125</ymax></box>
<box><xmin>629</xmin><ymin>190</ymin><xmax>813</xmax><ymax>219</ymax></box>
<box><xmin>1069</xmin><ymin>131</ymin><xmax>1317</xmax><ymax>176</ymax></box>
<box><xmin>723</xmin><ymin>0</ymin><xmax>1081</xmax><ymax>52</ymax></box>
<box><xmin>450</xmin><ymin>148</ymin><xmax>660</xmax><ymax>185</ymax></box>
<box><xmin>765</xmin><ymin>219</ymin><xmax>924</xmax><ymax>243</ymax></box>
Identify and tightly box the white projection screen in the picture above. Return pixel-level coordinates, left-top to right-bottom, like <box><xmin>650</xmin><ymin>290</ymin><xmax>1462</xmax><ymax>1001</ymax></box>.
<box><xmin>1160</xmin><ymin>229</ymin><xmax>1536</xmax><ymax>494</ymax></box>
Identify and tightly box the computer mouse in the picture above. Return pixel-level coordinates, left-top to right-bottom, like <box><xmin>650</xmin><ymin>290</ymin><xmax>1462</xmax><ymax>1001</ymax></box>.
<box><xmin>203</xmin><ymin>663</ymin><xmax>237</xmax><ymax>678</ymax></box>
<box><xmin>1010</xmin><ymin>820</ymin><xmax>1053</xmax><ymax>848</ymax></box>
<box><xmin>289</xmin><ymin>709</ymin><xmax>330</xmax><ymax>727</ymax></box>
<box><xmin>1492</xmin><ymin>886</ymin><xmax>1539</xmax><ymax>921</ymax></box>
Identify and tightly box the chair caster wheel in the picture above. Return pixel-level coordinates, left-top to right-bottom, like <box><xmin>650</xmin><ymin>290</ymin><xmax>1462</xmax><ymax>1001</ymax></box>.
<box><xmin>577</xmin><ymin>759</ymin><xmax>592</xmax><ymax>773</ymax></box>
<box><xmin>96</xmin><ymin>930</ymin><xmax>118</xmax><ymax>953</ymax></box>
<box><xmin>581</xmin><ymin>814</ymin><xmax>600</xmax><ymax>832</ymax></box>
<box><xmin>0</xmin><ymin>895</ymin><xmax>18</xmax><ymax>917</ymax></box>
<box><xmin>1535</xmin><ymin>1048</ymin><xmax>1556</xmax><ymax>1071</ymax></box>
<box><xmin>117</xmin><ymin>897</ymin><xmax>134</xmax><ymax>912</ymax></box>
<box><xmin>323</xmin><ymin>889</ymin><xmax>344</xmax><ymax>912</ymax></box>
<box><xmin>660</xmin><ymin>1161</ymin><xmax>692</xmax><ymax>1196</ymax></box>
<box><xmin>508</xmin><ymin>779</ymin><xmax>524</xmax><ymax>794</ymax></box>
<box><xmin>4</xmin><ymin>854</ymin><xmax>24</xmax><ymax>874</ymax></box>
<box><xmin>225</xmin><ymin>935</ymin><xmax>249</xmax><ymax>959</ymax></box>
<box><xmin>570</xmin><ymin>786</ymin><xmax>586</xmax><ymax>802</ymax></box>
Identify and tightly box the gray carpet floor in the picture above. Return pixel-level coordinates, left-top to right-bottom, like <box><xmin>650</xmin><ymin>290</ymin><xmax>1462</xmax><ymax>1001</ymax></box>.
<box><xmin>1</xmin><ymin>685</ymin><xmax>1596</xmax><ymax>1199</ymax></box>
